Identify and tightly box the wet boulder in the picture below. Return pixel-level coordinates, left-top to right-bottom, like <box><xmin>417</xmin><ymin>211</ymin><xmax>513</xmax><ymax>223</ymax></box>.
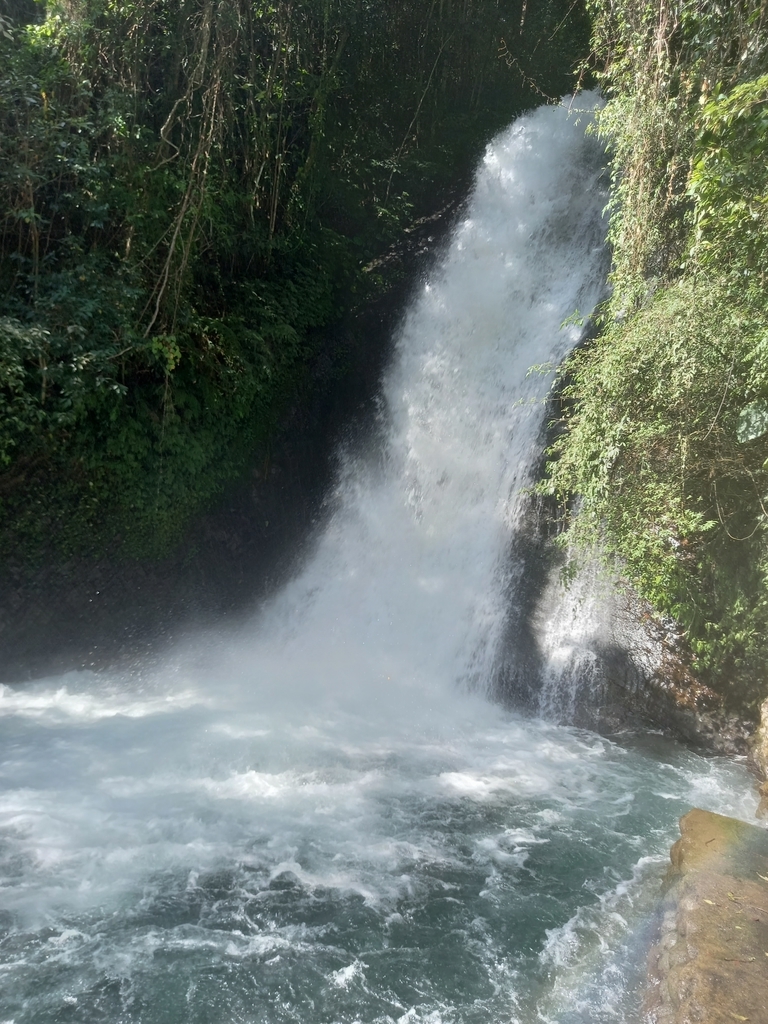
<box><xmin>646</xmin><ymin>808</ymin><xmax>768</xmax><ymax>1024</ymax></box>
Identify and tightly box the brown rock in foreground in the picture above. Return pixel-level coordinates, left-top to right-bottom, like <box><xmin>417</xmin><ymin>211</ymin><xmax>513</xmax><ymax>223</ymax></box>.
<box><xmin>754</xmin><ymin>698</ymin><xmax>768</xmax><ymax>786</ymax></box>
<box><xmin>646</xmin><ymin>809</ymin><xmax>768</xmax><ymax>1024</ymax></box>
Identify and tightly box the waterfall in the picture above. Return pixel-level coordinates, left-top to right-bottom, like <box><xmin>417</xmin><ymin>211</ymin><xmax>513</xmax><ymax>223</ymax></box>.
<box><xmin>0</xmin><ymin>97</ymin><xmax>755</xmax><ymax>1024</ymax></box>
<box><xmin>218</xmin><ymin>92</ymin><xmax>609</xmax><ymax>702</ymax></box>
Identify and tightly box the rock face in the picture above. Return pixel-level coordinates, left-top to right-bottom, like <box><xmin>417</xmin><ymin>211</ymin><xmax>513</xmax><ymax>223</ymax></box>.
<box><xmin>753</xmin><ymin>697</ymin><xmax>768</xmax><ymax>777</ymax></box>
<box><xmin>646</xmin><ymin>809</ymin><xmax>768</xmax><ymax>1024</ymax></box>
<box><xmin>752</xmin><ymin>700</ymin><xmax>768</xmax><ymax>819</ymax></box>
<box><xmin>496</xmin><ymin>518</ymin><xmax>756</xmax><ymax>755</ymax></box>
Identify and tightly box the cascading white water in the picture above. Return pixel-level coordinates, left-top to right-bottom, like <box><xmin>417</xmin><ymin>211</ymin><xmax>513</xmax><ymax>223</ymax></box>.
<box><xmin>0</xmin><ymin>98</ymin><xmax>758</xmax><ymax>1024</ymax></box>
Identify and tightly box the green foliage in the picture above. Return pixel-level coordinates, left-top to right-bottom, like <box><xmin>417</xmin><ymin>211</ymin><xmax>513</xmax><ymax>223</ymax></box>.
<box><xmin>586</xmin><ymin>0</ymin><xmax>768</xmax><ymax>310</ymax></box>
<box><xmin>0</xmin><ymin>318</ymin><xmax>54</xmax><ymax>466</ymax></box>
<box><xmin>689</xmin><ymin>73</ymin><xmax>768</xmax><ymax>285</ymax></box>
<box><xmin>545</xmin><ymin>282</ymin><xmax>768</xmax><ymax>703</ymax></box>
<box><xmin>547</xmin><ymin>1</ymin><xmax>768</xmax><ymax>710</ymax></box>
<box><xmin>0</xmin><ymin>0</ymin><xmax>591</xmax><ymax>559</ymax></box>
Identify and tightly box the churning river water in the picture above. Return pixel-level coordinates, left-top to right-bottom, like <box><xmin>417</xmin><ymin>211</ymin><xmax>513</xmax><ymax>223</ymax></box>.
<box><xmin>0</xmin><ymin>97</ymin><xmax>757</xmax><ymax>1024</ymax></box>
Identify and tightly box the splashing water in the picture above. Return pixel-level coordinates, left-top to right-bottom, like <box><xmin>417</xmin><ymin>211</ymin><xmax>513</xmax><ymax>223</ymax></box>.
<box><xmin>0</xmin><ymin>97</ymin><xmax>757</xmax><ymax>1024</ymax></box>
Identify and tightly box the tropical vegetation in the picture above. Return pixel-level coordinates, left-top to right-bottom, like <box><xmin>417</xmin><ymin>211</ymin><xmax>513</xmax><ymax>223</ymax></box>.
<box><xmin>0</xmin><ymin>0</ymin><xmax>588</xmax><ymax>557</ymax></box>
<box><xmin>544</xmin><ymin>0</ymin><xmax>768</xmax><ymax>712</ymax></box>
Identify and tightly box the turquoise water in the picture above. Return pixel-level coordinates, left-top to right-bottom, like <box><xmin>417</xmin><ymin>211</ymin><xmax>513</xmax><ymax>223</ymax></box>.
<box><xmin>0</xmin><ymin>676</ymin><xmax>756</xmax><ymax>1023</ymax></box>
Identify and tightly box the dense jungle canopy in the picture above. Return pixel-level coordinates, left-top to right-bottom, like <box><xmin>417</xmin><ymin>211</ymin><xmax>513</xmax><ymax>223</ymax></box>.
<box><xmin>0</xmin><ymin>0</ymin><xmax>587</xmax><ymax>557</ymax></box>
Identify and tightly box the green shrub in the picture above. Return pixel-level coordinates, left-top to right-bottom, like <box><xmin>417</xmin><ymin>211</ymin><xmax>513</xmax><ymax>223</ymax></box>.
<box><xmin>543</xmin><ymin>2</ymin><xmax>768</xmax><ymax>711</ymax></box>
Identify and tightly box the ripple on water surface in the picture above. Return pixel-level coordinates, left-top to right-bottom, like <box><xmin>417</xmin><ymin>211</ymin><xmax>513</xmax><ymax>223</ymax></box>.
<box><xmin>0</xmin><ymin>673</ymin><xmax>757</xmax><ymax>1024</ymax></box>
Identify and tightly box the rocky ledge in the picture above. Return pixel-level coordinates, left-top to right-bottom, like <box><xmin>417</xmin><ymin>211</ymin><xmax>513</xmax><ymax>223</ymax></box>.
<box><xmin>646</xmin><ymin>808</ymin><xmax>768</xmax><ymax>1024</ymax></box>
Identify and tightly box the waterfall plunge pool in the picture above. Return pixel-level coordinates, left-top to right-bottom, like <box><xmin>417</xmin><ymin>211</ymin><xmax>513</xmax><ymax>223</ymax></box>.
<box><xmin>0</xmin><ymin>96</ymin><xmax>757</xmax><ymax>1024</ymax></box>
